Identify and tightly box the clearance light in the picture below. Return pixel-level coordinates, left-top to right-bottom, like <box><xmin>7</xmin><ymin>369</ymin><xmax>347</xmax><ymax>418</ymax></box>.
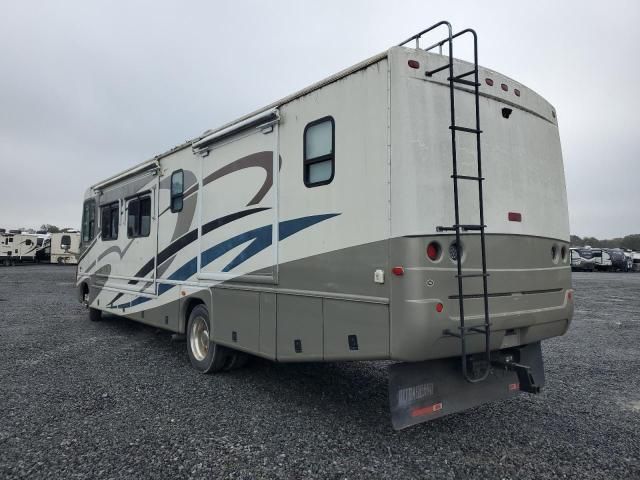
<box><xmin>408</xmin><ymin>60</ymin><xmax>420</xmax><ymax>69</ymax></box>
<box><xmin>485</xmin><ymin>78</ymin><xmax>494</xmax><ymax>86</ymax></box>
<box><xmin>514</xmin><ymin>88</ymin><xmax>521</xmax><ymax>97</ymax></box>
<box><xmin>426</xmin><ymin>242</ymin><xmax>441</xmax><ymax>261</ymax></box>
<box><xmin>392</xmin><ymin>266</ymin><xmax>405</xmax><ymax>276</ymax></box>
<box><xmin>436</xmin><ymin>303</ymin><xmax>444</xmax><ymax>313</ymax></box>
<box><xmin>508</xmin><ymin>212</ymin><xmax>522</xmax><ymax>222</ymax></box>
<box><xmin>501</xmin><ymin>83</ymin><xmax>509</xmax><ymax>91</ymax></box>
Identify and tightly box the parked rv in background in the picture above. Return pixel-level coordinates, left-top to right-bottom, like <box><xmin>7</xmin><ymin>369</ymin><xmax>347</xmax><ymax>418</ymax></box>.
<box><xmin>570</xmin><ymin>247</ymin><xmax>595</xmax><ymax>271</ymax></box>
<box><xmin>633</xmin><ymin>252</ymin><xmax>640</xmax><ymax>272</ymax></box>
<box><xmin>0</xmin><ymin>233</ymin><xmax>41</xmax><ymax>265</ymax></box>
<box><xmin>0</xmin><ymin>230</ymin><xmax>80</xmax><ymax>266</ymax></box>
<box><xmin>50</xmin><ymin>232</ymin><xmax>81</xmax><ymax>264</ymax></box>
<box><xmin>570</xmin><ymin>246</ymin><xmax>638</xmax><ymax>273</ymax></box>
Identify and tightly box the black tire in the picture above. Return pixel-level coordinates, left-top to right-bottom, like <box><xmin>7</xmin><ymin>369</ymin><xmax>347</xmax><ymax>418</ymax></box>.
<box><xmin>89</xmin><ymin>308</ymin><xmax>102</xmax><ymax>322</ymax></box>
<box><xmin>186</xmin><ymin>304</ymin><xmax>227</xmax><ymax>373</ymax></box>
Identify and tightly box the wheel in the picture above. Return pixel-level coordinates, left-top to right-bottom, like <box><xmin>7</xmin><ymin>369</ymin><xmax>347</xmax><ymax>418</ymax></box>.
<box><xmin>57</xmin><ymin>257</ymin><xmax>64</xmax><ymax>265</ymax></box>
<box><xmin>186</xmin><ymin>304</ymin><xmax>227</xmax><ymax>373</ymax></box>
<box><xmin>89</xmin><ymin>308</ymin><xmax>102</xmax><ymax>322</ymax></box>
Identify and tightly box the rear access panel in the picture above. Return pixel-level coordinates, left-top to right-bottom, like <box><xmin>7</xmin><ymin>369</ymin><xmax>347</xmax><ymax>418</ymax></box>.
<box><xmin>389</xmin><ymin>342</ymin><xmax>544</xmax><ymax>430</ymax></box>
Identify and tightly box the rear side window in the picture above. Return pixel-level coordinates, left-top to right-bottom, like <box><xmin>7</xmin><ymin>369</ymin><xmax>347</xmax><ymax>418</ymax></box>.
<box><xmin>171</xmin><ymin>170</ymin><xmax>184</xmax><ymax>212</ymax></box>
<box><xmin>127</xmin><ymin>195</ymin><xmax>151</xmax><ymax>238</ymax></box>
<box><xmin>81</xmin><ymin>200</ymin><xmax>96</xmax><ymax>244</ymax></box>
<box><xmin>304</xmin><ymin>117</ymin><xmax>335</xmax><ymax>187</ymax></box>
<box><xmin>61</xmin><ymin>235</ymin><xmax>71</xmax><ymax>247</ymax></box>
<box><xmin>101</xmin><ymin>202</ymin><xmax>119</xmax><ymax>241</ymax></box>
<box><xmin>25</xmin><ymin>239</ymin><xmax>32</xmax><ymax>246</ymax></box>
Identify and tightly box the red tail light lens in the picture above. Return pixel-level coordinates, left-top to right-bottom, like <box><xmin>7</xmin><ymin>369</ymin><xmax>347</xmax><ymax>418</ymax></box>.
<box><xmin>435</xmin><ymin>303</ymin><xmax>444</xmax><ymax>313</ymax></box>
<box><xmin>426</xmin><ymin>242</ymin><xmax>441</xmax><ymax>261</ymax></box>
<box><xmin>408</xmin><ymin>60</ymin><xmax>420</xmax><ymax>69</ymax></box>
<box><xmin>392</xmin><ymin>266</ymin><xmax>405</xmax><ymax>276</ymax></box>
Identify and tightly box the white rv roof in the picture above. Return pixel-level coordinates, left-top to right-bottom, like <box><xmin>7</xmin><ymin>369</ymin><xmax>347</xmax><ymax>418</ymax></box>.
<box><xmin>89</xmin><ymin>50</ymin><xmax>389</xmax><ymax>191</ymax></box>
<box><xmin>89</xmin><ymin>45</ymin><xmax>554</xmax><ymax>192</ymax></box>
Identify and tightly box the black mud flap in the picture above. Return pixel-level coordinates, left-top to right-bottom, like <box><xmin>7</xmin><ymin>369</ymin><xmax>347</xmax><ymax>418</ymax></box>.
<box><xmin>389</xmin><ymin>342</ymin><xmax>545</xmax><ymax>430</ymax></box>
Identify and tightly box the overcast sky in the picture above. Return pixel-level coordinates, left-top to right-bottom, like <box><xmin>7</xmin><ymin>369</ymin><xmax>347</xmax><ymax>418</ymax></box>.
<box><xmin>0</xmin><ymin>1</ymin><xmax>638</xmax><ymax>238</ymax></box>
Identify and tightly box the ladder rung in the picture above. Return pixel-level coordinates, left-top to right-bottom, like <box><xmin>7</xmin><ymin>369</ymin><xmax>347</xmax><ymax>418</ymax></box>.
<box><xmin>454</xmin><ymin>69</ymin><xmax>477</xmax><ymax>79</ymax></box>
<box><xmin>458</xmin><ymin>224</ymin><xmax>486</xmax><ymax>231</ymax></box>
<box><xmin>436</xmin><ymin>224</ymin><xmax>486</xmax><ymax>232</ymax></box>
<box><xmin>450</xmin><ymin>126</ymin><xmax>482</xmax><ymax>134</ymax></box>
<box><xmin>449</xmin><ymin>77</ymin><xmax>480</xmax><ymax>87</ymax></box>
<box><xmin>443</xmin><ymin>323</ymin><xmax>491</xmax><ymax>338</ymax></box>
<box><xmin>455</xmin><ymin>273</ymin><xmax>489</xmax><ymax>278</ymax></box>
<box><xmin>425</xmin><ymin>64</ymin><xmax>449</xmax><ymax>76</ymax></box>
<box><xmin>452</xmin><ymin>175</ymin><xmax>484</xmax><ymax>181</ymax></box>
<box><xmin>468</xmin><ymin>326</ymin><xmax>490</xmax><ymax>334</ymax></box>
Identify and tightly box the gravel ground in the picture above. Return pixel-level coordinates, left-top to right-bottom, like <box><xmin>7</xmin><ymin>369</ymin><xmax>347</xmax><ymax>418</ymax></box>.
<box><xmin>0</xmin><ymin>265</ymin><xmax>638</xmax><ymax>479</ymax></box>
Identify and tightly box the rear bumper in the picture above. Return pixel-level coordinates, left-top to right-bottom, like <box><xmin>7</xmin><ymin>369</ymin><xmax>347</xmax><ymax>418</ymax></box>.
<box><xmin>389</xmin><ymin>234</ymin><xmax>573</xmax><ymax>362</ymax></box>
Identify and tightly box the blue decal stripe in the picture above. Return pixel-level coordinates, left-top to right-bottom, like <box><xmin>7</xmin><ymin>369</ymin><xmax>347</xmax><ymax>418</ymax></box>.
<box><xmin>115</xmin><ymin>213</ymin><xmax>339</xmax><ymax>306</ymax></box>
<box><xmin>217</xmin><ymin>214</ymin><xmax>339</xmax><ymax>272</ymax></box>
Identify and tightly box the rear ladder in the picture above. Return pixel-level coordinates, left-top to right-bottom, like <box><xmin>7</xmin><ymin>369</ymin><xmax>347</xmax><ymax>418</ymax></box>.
<box><xmin>399</xmin><ymin>22</ymin><xmax>491</xmax><ymax>383</ymax></box>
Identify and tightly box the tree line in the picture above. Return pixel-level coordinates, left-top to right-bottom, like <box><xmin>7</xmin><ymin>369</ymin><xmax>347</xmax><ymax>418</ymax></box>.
<box><xmin>570</xmin><ymin>234</ymin><xmax>640</xmax><ymax>251</ymax></box>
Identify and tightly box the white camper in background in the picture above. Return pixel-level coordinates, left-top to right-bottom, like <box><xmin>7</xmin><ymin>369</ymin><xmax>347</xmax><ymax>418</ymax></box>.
<box><xmin>0</xmin><ymin>233</ymin><xmax>40</xmax><ymax>264</ymax></box>
<box><xmin>50</xmin><ymin>232</ymin><xmax>81</xmax><ymax>264</ymax></box>
<box><xmin>76</xmin><ymin>22</ymin><xmax>574</xmax><ymax>429</ymax></box>
<box><xmin>0</xmin><ymin>233</ymin><xmax>13</xmax><ymax>265</ymax></box>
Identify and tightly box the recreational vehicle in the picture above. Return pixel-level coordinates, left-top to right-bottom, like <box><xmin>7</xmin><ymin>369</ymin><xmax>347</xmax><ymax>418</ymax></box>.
<box><xmin>570</xmin><ymin>247</ymin><xmax>596</xmax><ymax>272</ymax></box>
<box><xmin>591</xmin><ymin>248</ymin><xmax>613</xmax><ymax>272</ymax></box>
<box><xmin>0</xmin><ymin>233</ymin><xmax>41</xmax><ymax>265</ymax></box>
<box><xmin>76</xmin><ymin>22</ymin><xmax>573</xmax><ymax>429</ymax></box>
<box><xmin>50</xmin><ymin>232</ymin><xmax>81</xmax><ymax>264</ymax></box>
<box><xmin>633</xmin><ymin>252</ymin><xmax>640</xmax><ymax>272</ymax></box>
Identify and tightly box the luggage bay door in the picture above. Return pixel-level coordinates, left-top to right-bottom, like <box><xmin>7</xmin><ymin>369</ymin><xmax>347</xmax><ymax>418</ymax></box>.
<box><xmin>197</xmin><ymin>115</ymin><xmax>279</xmax><ymax>284</ymax></box>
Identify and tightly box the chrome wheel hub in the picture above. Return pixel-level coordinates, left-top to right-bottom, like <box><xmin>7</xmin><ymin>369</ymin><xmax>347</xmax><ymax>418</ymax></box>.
<box><xmin>190</xmin><ymin>316</ymin><xmax>210</xmax><ymax>361</ymax></box>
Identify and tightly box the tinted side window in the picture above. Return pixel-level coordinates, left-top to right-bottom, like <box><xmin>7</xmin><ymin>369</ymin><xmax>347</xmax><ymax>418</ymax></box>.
<box><xmin>25</xmin><ymin>239</ymin><xmax>32</xmax><ymax>246</ymax></box>
<box><xmin>304</xmin><ymin>117</ymin><xmax>335</xmax><ymax>187</ymax></box>
<box><xmin>61</xmin><ymin>235</ymin><xmax>71</xmax><ymax>247</ymax></box>
<box><xmin>171</xmin><ymin>170</ymin><xmax>184</xmax><ymax>213</ymax></box>
<box><xmin>81</xmin><ymin>200</ymin><xmax>96</xmax><ymax>244</ymax></box>
<box><xmin>127</xmin><ymin>195</ymin><xmax>151</xmax><ymax>238</ymax></box>
<box><xmin>101</xmin><ymin>202</ymin><xmax>119</xmax><ymax>241</ymax></box>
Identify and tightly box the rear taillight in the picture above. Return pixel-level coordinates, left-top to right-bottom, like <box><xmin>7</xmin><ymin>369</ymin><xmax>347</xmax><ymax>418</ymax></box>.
<box><xmin>426</xmin><ymin>242</ymin><xmax>441</xmax><ymax>261</ymax></box>
<box><xmin>435</xmin><ymin>303</ymin><xmax>444</xmax><ymax>313</ymax></box>
<box><xmin>408</xmin><ymin>60</ymin><xmax>420</xmax><ymax>69</ymax></box>
<box><xmin>392</xmin><ymin>266</ymin><xmax>405</xmax><ymax>276</ymax></box>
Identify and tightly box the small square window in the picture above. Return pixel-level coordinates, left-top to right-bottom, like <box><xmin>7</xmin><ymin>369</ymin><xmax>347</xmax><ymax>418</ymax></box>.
<box><xmin>304</xmin><ymin>117</ymin><xmax>334</xmax><ymax>187</ymax></box>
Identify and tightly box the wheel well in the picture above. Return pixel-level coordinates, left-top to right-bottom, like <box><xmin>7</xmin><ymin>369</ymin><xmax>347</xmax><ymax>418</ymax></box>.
<box><xmin>79</xmin><ymin>282</ymin><xmax>89</xmax><ymax>302</ymax></box>
<box><xmin>183</xmin><ymin>298</ymin><xmax>205</xmax><ymax>332</ymax></box>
